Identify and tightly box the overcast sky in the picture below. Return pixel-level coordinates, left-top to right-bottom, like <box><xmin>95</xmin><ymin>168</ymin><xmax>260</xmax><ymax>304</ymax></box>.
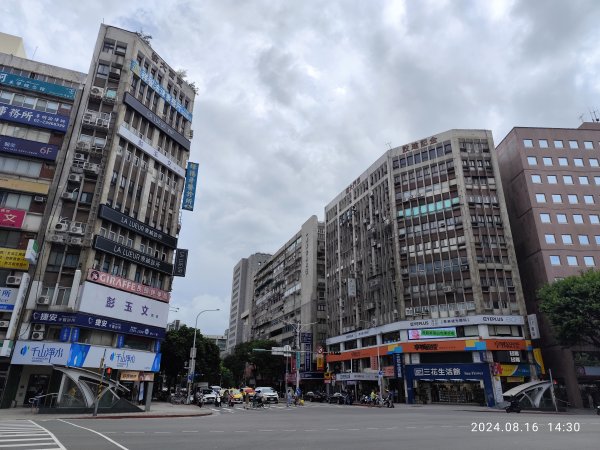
<box><xmin>3</xmin><ymin>0</ymin><xmax>599</xmax><ymax>335</ymax></box>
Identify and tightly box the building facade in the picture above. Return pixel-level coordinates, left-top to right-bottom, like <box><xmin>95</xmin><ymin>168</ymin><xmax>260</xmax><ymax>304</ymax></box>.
<box><xmin>497</xmin><ymin>123</ymin><xmax>600</xmax><ymax>408</ymax></box>
<box><xmin>0</xmin><ymin>47</ymin><xmax>86</xmax><ymax>405</ymax></box>
<box><xmin>1</xmin><ymin>25</ymin><xmax>195</xmax><ymax>410</ymax></box>
<box><xmin>225</xmin><ymin>252</ymin><xmax>271</xmax><ymax>354</ymax></box>
<box><xmin>325</xmin><ymin>129</ymin><xmax>539</xmax><ymax>406</ymax></box>
<box><xmin>251</xmin><ymin>215</ymin><xmax>326</xmax><ymax>388</ymax></box>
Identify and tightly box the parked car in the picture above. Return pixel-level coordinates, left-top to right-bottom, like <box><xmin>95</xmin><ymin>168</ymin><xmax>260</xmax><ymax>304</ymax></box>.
<box><xmin>306</xmin><ymin>391</ymin><xmax>326</xmax><ymax>402</ymax></box>
<box><xmin>255</xmin><ymin>387</ymin><xmax>279</xmax><ymax>403</ymax></box>
<box><xmin>200</xmin><ymin>388</ymin><xmax>216</xmax><ymax>404</ymax></box>
<box><xmin>327</xmin><ymin>392</ymin><xmax>345</xmax><ymax>404</ymax></box>
<box><xmin>227</xmin><ymin>388</ymin><xmax>244</xmax><ymax>403</ymax></box>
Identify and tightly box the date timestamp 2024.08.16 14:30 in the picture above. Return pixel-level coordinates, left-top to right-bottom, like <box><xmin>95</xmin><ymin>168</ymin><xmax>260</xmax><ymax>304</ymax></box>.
<box><xmin>471</xmin><ymin>422</ymin><xmax>581</xmax><ymax>433</ymax></box>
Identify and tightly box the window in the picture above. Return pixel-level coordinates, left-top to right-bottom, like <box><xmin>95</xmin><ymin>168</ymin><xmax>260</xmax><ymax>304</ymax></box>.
<box><xmin>539</xmin><ymin>139</ymin><xmax>549</xmax><ymax>148</ymax></box>
<box><xmin>557</xmin><ymin>214</ymin><xmax>567</xmax><ymax>224</ymax></box>
<box><xmin>523</xmin><ymin>139</ymin><xmax>533</xmax><ymax>148</ymax></box>
<box><xmin>547</xmin><ymin>175</ymin><xmax>557</xmax><ymax>184</ymax></box>
<box><xmin>540</xmin><ymin>213</ymin><xmax>551</xmax><ymax>223</ymax></box>
<box><xmin>579</xmin><ymin>235</ymin><xmax>590</xmax><ymax>245</ymax></box>
<box><xmin>563</xmin><ymin>175</ymin><xmax>573</xmax><ymax>185</ymax></box>
<box><xmin>558</xmin><ymin>157</ymin><xmax>568</xmax><ymax>166</ymax></box>
<box><xmin>531</xmin><ymin>175</ymin><xmax>542</xmax><ymax>184</ymax></box>
<box><xmin>552</xmin><ymin>194</ymin><xmax>562</xmax><ymax>203</ymax></box>
<box><xmin>595</xmin><ymin>176</ymin><xmax>600</xmax><ymax>185</ymax></box>
<box><xmin>584</xmin><ymin>256</ymin><xmax>595</xmax><ymax>267</ymax></box>
<box><xmin>554</xmin><ymin>140</ymin><xmax>564</xmax><ymax>148</ymax></box>
<box><xmin>550</xmin><ymin>255</ymin><xmax>561</xmax><ymax>265</ymax></box>
<box><xmin>567</xmin><ymin>256</ymin><xmax>578</xmax><ymax>266</ymax></box>
<box><xmin>561</xmin><ymin>234</ymin><xmax>573</xmax><ymax>245</ymax></box>
<box><xmin>568</xmin><ymin>194</ymin><xmax>578</xmax><ymax>204</ymax></box>
<box><xmin>584</xmin><ymin>195</ymin><xmax>595</xmax><ymax>205</ymax></box>
<box><xmin>590</xmin><ymin>214</ymin><xmax>600</xmax><ymax>225</ymax></box>
<box><xmin>569</xmin><ymin>140</ymin><xmax>579</xmax><ymax>149</ymax></box>
<box><xmin>0</xmin><ymin>192</ymin><xmax>31</xmax><ymax>209</ymax></box>
<box><xmin>589</xmin><ymin>158</ymin><xmax>599</xmax><ymax>167</ymax></box>
<box><xmin>535</xmin><ymin>193</ymin><xmax>546</xmax><ymax>203</ymax></box>
<box><xmin>97</xmin><ymin>64</ymin><xmax>109</xmax><ymax>77</ymax></box>
<box><xmin>574</xmin><ymin>214</ymin><xmax>584</xmax><ymax>224</ymax></box>
<box><xmin>579</xmin><ymin>176</ymin><xmax>589</xmax><ymax>185</ymax></box>
<box><xmin>584</xmin><ymin>141</ymin><xmax>594</xmax><ymax>150</ymax></box>
<box><xmin>0</xmin><ymin>157</ymin><xmax>42</xmax><ymax>178</ymax></box>
<box><xmin>543</xmin><ymin>157</ymin><xmax>553</xmax><ymax>166</ymax></box>
<box><xmin>545</xmin><ymin>234</ymin><xmax>556</xmax><ymax>244</ymax></box>
<box><xmin>574</xmin><ymin>158</ymin><xmax>584</xmax><ymax>167</ymax></box>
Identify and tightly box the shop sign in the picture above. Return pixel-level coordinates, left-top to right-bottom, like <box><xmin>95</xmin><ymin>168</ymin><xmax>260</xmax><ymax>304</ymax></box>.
<box><xmin>0</xmin><ymin>207</ymin><xmax>26</xmax><ymax>229</ymax></box>
<box><xmin>11</xmin><ymin>341</ymin><xmax>70</xmax><ymax>365</ymax></box>
<box><xmin>120</xmin><ymin>370</ymin><xmax>140</xmax><ymax>381</ymax></box>
<box><xmin>66</xmin><ymin>343</ymin><xmax>162</xmax><ymax>372</ymax></box>
<box><xmin>316</xmin><ymin>354</ymin><xmax>324</xmax><ymax>371</ymax></box>
<box><xmin>383</xmin><ymin>366</ymin><xmax>395</xmax><ymax>377</ymax></box>
<box><xmin>31</xmin><ymin>310</ymin><xmax>166</xmax><ymax>339</ymax></box>
<box><xmin>181</xmin><ymin>162</ymin><xmax>199</xmax><ymax>211</ymax></box>
<box><xmin>410</xmin><ymin>363</ymin><xmax>487</xmax><ymax>380</ymax></box>
<box><xmin>527</xmin><ymin>314</ymin><xmax>540</xmax><ymax>339</ymax></box>
<box><xmin>0</xmin><ymin>247</ymin><xmax>28</xmax><ymax>270</ymax></box>
<box><xmin>507</xmin><ymin>376</ymin><xmax>525</xmax><ymax>383</ymax></box>
<box><xmin>496</xmin><ymin>364</ymin><xmax>531</xmax><ymax>377</ymax></box>
<box><xmin>173</xmin><ymin>249</ymin><xmax>188</xmax><ymax>277</ymax></box>
<box><xmin>393</xmin><ymin>353</ymin><xmax>403</xmax><ymax>379</ymax></box>
<box><xmin>0</xmin><ymin>136</ymin><xmax>59</xmax><ymax>161</ymax></box>
<box><xmin>0</xmin><ymin>104</ymin><xmax>69</xmax><ymax>132</ymax></box>
<box><xmin>408</xmin><ymin>327</ymin><xmax>457</xmax><ymax>340</ymax></box>
<box><xmin>0</xmin><ymin>71</ymin><xmax>77</xmax><ymax>100</ymax></box>
<box><xmin>0</xmin><ymin>287</ymin><xmax>17</xmax><ymax>311</ymax></box>
<box><xmin>86</xmin><ymin>269</ymin><xmax>170</xmax><ymax>302</ymax></box>
<box><xmin>299</xmin><ymin>372</ymin><xmax>324</xmax><ymax>380</ymax></box>
<box><xmin>98</xmin><ymin>205</ymin><xmax>177</xmax><ymax>248</ymax></box>
<box><xmin>25</xmin><ymin>239</ymin><xmax>39</xmax><ymax>264</ymax></box>
<box><xmin>335</xmin><ymin>372</ymin><xmax>379</xmax><ymax>381</ymax></box>
<box><xmin>78</xmin><ymin>282</ymin><xmax>169</xmax><ymax>329</ymax></box>
<box><xmin>93</xmin><ymin>235</ymin><xmax>173</xmax><ymax>274</ymax></box>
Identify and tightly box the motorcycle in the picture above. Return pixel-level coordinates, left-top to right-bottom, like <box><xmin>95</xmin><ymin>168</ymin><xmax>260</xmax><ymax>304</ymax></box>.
<box><xmin>505</xmin><ymin>396</ymin><xmax>521</xmax><ymax>413</ymax></box>
<box><xmin>596</xmin><ymin>405</ymin><xmax>600</xmax><ymax>416</ymax></box>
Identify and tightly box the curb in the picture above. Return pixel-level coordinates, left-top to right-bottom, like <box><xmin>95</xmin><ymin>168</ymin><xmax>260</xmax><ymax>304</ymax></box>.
<box><xmin>73</xmin><ymin>411</ymin><xmax>213</xmax><ymax>420</ymax></box>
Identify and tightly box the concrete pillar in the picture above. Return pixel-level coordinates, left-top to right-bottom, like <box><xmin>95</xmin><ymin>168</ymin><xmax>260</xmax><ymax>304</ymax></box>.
<box><xmin>144</xmin><ymin>381</ymin><xmax>153</xmax><ymax>411</ymax></box>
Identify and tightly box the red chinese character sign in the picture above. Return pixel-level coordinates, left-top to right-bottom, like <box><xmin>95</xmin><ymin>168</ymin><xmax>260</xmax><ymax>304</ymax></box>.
<box><xmin>0</xmin><ymin>208</ymin><xmax>26</xmax><ymax>229</ymax></box>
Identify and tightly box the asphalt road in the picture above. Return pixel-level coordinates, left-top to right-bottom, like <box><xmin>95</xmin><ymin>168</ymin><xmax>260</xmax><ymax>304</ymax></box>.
<box><xmin>5</xmin><ymin>403</ymin><xmax>599</xmax><ymax>450</ymax></box>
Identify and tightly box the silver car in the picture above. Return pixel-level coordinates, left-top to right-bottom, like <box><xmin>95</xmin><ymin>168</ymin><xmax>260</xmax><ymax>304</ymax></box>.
<box><xmin>254</xmin><ymin>387</ymin><xmax>279</xmax><ymax>403</ymax></box>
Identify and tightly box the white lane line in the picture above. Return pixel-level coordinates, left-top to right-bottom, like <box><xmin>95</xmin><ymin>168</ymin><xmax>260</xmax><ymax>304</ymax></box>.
<box><xmin>209</xmin><ymin>430</ymin><xmax>224</xmax><ymax>433</ymax></box>
<box><xmin>258</xmin><ymin>430</ymin><xmax>273</xmax><ymax>432</ymax></box>
<box><xmin>281</xmin><ymin>430</ymin><xmax>297</xmax><ymax>432</ymax></box>
<box><xmin>124</xmin><ymin>432</ymin><xmax>144</xmax><ymax>434</ymax></box>
<box><xmin>234</xmin><ymin>431</ymin><xmax>248</xmax><ymax>433</ymax></box>
<box><xmin>28</xmin><ymin>420</ymin><xmax>66</xmax><ymax>450</ymax></box>
<box><xmin>344</xmin><ymin>428</ymin><xmax>360</xmax><ymax>431</ymax></box>
<box><xmin>304</xmin><ymin>429</ymin><xmax>316</xmax><ymax>432</ymax></box>
<box><xmin>181</xmin><ymin>431</ymin><xmax>199</xmax><ymax>433</ymax></box>
<box><xmin>0</xmin><ymin>437</ymin><xmax>55</xmax><ymax>442</ymax></box>
<box><xmin>0</xmin><ymin>444</ymin><xmax>57</xmax><ymax>448</ymax></box>
<box><xmin>58</xmin><ymin>420</ymin><xmax>128</xmax><ymax>450</ymax></box>
<box><xmin>366</xmin><ymin>427</ymin><xmax>379</xmax><ymax>430</ymax></box>
<box><xmin>326</xmin><ymin>428</ymin><xmax>339</xmax><ymax>431</ymax></box>
<box><xmin>154</xmin><ymin>432</ymin><xmax>171</xmax><ymax>434</ymax></box>
<box><xmin>441</xmin><ymin>425</ymin><xmax>453</xmax><ymax>428</ymax></box>
<box><xmin>406</xmin><ymin>426</ymin><xmax>417</xmax><ymax>429</ymax></box>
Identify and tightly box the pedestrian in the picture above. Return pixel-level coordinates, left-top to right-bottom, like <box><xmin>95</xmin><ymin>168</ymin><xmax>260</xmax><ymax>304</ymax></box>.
<box><xmin>215</xmin><ymin>392</ymin><xmax>221</xmax><ymax>407</ymax></box>
<box><xmin>286</xmin><ymin>389</ymin><xmax>293</xmax><ymax>407</ymax></box>
<box><xmin>223</xmin><ymin>389</ymin><xmax>230</xmax><ymax>407</ymax></box>
<box><xmin>370</xmin><ymin>389</ymin><xmax>377</xmax><ymax>406</ymax></box>
<box><xmin>244</xmin><ymin>389</ymin><xmax>250</xmax><ymax>409</ymax></box>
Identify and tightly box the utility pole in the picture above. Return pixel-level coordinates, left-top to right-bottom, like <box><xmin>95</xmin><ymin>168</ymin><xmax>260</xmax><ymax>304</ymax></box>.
<box><xmin>93</xmin><ymin>349</ymin><xmax>107</xmax><ymax>417</ymax></box>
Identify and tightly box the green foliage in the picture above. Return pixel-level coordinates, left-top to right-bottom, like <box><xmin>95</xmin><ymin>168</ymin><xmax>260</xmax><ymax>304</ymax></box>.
<box><xmin>538</xmin><ymin>269</ymin><xmax>600</xmax><ymax>347</ymax></box>
<box><xmin>222</xmin><ymin>340</ymin><xmax>285</xmax><ymax>387</ymax></box>
<box><xmin>160</xmin><ymin>325</ymin><xmax>221</xmax><ymax>387</ymax></box>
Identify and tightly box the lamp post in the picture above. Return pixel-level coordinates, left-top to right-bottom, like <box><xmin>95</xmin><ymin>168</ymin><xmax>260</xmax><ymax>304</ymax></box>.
<box><xmin>284</xmin><ymin>320</ymin><xmax>317</xmax><ymax>396</ymax></box>
<box><xmin>358</xmin><ymin>319</ymin><xmax>383</xmax><ymax>403</ymax></box>
<box><xmin>186</xmin><ymin>308</ymin><xmax>220</xmax><ymax>404</ymax></box>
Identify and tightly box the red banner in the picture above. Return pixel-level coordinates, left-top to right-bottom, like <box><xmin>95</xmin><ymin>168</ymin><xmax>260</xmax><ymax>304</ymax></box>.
<box><xmin>0</xmin><ymin>208</ymin><xmax>26</xmax><ymax>229</ymax></box>
<box><xmin>86</xmin><ymin>269</ymin><xmax>170</xmax><ymax>302</ymax></box>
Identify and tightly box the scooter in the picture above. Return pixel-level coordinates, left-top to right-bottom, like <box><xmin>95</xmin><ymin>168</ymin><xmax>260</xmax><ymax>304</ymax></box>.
<box><xmin>505</xmin><ymin>397</ymin><xmax>521</xmax><ymax>413</ymax></box>
<box><xmin>596</xmin><ymin>405</ymin><xmax>600</xmax><ymax>415</ymax></box>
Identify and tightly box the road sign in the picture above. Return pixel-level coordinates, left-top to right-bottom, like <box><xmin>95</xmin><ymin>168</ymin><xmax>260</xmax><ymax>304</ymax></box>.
<box><xmin>296</xmin><ymin>352</ymin><xmax>301</xmax><ymax>369</ymax></box>
<box><xmin>271</xmin><ymin>346</ymin><xmax>284</xmax><ymax>355</ymax></box>
<box><xmin>283</xmin><ymin>344</ymin><xmax>292</xmax><ymax>357</ymax></box>
<box><xmin>378</xmin><ymin>370</ymin><xmax>383</xmax><ymax>377</ymax></box>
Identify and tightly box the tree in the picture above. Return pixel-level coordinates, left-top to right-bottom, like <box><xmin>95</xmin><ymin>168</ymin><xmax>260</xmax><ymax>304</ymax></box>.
<box><xmin>222</xmin><ymin>340</ymin><xmax>285</xmax><ymax>387</ymax></box>
<box><xmin>538</xmin><ymin>269</ymin><xmax>600</xmax><ymax>347</ymax></box>
<box><xmin>160</xmin><ymin>326</ymin><xmax>221</xmax><ymax>387</ymax></box>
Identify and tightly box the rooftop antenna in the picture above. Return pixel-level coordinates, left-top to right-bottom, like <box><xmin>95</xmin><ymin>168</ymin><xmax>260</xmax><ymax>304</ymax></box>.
<box><xmin>386</xmin><ymin>142</ymin><xmax>392</xmax><ymax>150</ymax></box>
<box><xmin>31</xmin><ymin>46</ymin><xmax>38</xmax><ymax>60</ymax></box>
<box><xmin>592</xmin><ymin>109</ymin><xmax>600</xmax><ymax>122</ymax></box>
<box><xmin>579</xmin><ymin>114</ymin><xmax>585</xmax><ymax>123</ymax></box>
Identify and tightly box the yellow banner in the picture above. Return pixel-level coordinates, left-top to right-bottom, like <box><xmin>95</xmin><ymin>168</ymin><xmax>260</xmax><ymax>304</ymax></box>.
<box><xmin>317</xmin><ymin>355</ymin><xmax>324</xmax><ymax>371</ymax></box>
<box><xmin>533</xmin><ymin>348</ymin><xmax>545</xmax><ymax>374</ymax></box>
<box><xmin>0</xmin><ymin>248</ymin><xmax>29</xmax><ymax>270</ymax></box>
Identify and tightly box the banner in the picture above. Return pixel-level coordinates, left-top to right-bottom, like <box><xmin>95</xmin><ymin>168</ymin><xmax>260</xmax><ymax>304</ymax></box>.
<box><xmin>408</xmin><ymin>327</ymin><xmax>457</xmax><ymax>340</ymax></box>
<box><xmin>181</xmin><ymin>162</ymin><xmax>199</xmax><ymax>211</ymax></box>
<box><xmin>0</xmin><ymin>248</ymin><xmax>29</xmax><ymax>270</ymax></box>
<box><xmin>0</xmin><ymin>287</ymin><xmax>18</xmax><ymax>311</ymax></box>
<box><xmin>0</xmin><ymin>104</ymin><xmax>70</xmax><ymax>132</ymax></box>
<box><xmin>93</xmin><ymin>235</ymin><xmax>173</xmax><ymax>275</ymax></box>
<box><xmin>78</xmin><ymin>282</ymin><xmax>169</xmax><ymax>328</ymax></box>
<box><xmin>0</xmin><ymin>136</ymin><xmax>59</xmax><ymax>161</ymax></box>
<box><xmin>173</xmin><ymin>249</ymin><xmax>188</xmax><ymax>277</ymax></box>
<box><xmin>0</xmin><ymin>71</ymin><xmax>77</xmax><ymax>100</ymax></box>
<box><xmin>0</xmin><ymin>207</ymin><xmax>26</xmax><ymax>229</ymax></box>
<box><xmin>86</xmin><ymin>269</ymin><xmax>170</xmax><ymax>302</ymax></box>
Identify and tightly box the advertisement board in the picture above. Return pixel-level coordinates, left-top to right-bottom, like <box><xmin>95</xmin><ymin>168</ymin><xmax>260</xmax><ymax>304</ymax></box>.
<box><xmin>78</xmin><ymin>282</ymin><xmax>169</xmax><ymax>328</ymax></box>
<box><xmin>0</xmin><ymin>248</ymin><xmax>29</xmax><ymax>270</ymax></box>
<box><xmin>0</xmin><ymin>136</ymin><xmax>59</xmax><ymax>161</ymax></box>
<box><xmin>0</xmin><ymin>287</ymin><xmax>18</xmax><ymax>311</ymax></box>
<box><xmin>93</xmin><ymin>235</ymin><xmax>173</xmax><ymax>274</ymax></box>
<box><xmin>173</xmin><ymin>249</ymin><xmax>188</xmax><ymax>277</ymax></box>
<box><xmin>11</xmin><ymin>341</ymin><xmax>70</xmax><ymax>365</ymax></box>
<box><xmin>0</xmin><ymin>71</ymin><xmax>77</xmax><ymax>100</ymax></box>
<box><xmin>181</xmin><ymin>162</ymin><xmax>198</xmax><ymax>211</ymax></box>
<box><xmin>86</xmin><ymin>269</ymin><xmax>170</xmax><ymax>302</ymax></box>
<box><xmin>408</xmin><ymin>327</ymin><xmax>457</xmax><ymax>340</ymax></box>
<box><xmin>0</xmin><ymin>207</ymin><xmax>26</xmax><ymax>229</ymax></box>
<box><xmin>0</xmin><ymin>104</ymin><xmax>70</xmax><ymax>132</ymax></box>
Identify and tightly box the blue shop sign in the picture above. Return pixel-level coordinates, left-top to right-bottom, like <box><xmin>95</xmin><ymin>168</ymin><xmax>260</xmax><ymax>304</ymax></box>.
<box><xmin>393</xmin><ymin>353</ymin><xmax>403</xmax><ymax>379</ymax></box>
<box><xmin>0</xmin><ymin>136</ymin><xmax>59</xmax><ymax>161</ymax></box>
<box><xmin>0</xmin><ymin>71</ymin><xmax>77</xmax><ymax>100</ymax></box>
<box><xmin>31</xmin><ymin>310</ymin><xmax>165</xmax><ymax>339</ymax></box>
<box><xmin>70</xmin><ymin>327</ymin><xmax>80</xmax><ymax>343</ymax></box>
<box><xmin>59</xmin><ymin>327</ymin><xmax>71</xmax><ymax>342</ymax></box>
<box><xmin>0</xmin><ymin>104</ymin><xmax>70</xmax><ymax>132</ymax></box>
<box><xmin>181</xmin><ymin>162</ymin><xmax>199</xmax><ymax>211</ymax></box>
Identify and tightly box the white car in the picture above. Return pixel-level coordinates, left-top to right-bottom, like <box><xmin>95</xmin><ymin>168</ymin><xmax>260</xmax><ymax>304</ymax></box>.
<box><xmin>200</xmin><ymin>388</ymin><xmax>216</xmax><ymax>404</ymax></box>
<box><xmin>255</xmin><ymin>387</ymin><xmax>279</xmax><ymax>403</ymax></box>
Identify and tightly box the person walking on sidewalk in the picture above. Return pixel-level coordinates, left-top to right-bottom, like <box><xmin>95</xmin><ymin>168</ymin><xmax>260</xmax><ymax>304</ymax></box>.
<box><xmin>286</xmin><ymin>389</ymin><xmax>293</xmax><ymax>407</ymax></box>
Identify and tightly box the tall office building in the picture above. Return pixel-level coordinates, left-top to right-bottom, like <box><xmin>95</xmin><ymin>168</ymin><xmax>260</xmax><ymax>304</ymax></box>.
<box><xmin>0</xmin><ymin>43</ymin><xmax>86</xmax><ymax>405</ymax></box>
<box><xmin>1</xmin><ymin>25</ymin><xmax>195</xmax><ymax>410</ymax></box>
<box><xmin>497</xmin><ymin>123</ymin><xmax>600</xmax><ymax>408</ymax></box>
<box><xmin>325</xmin><ymin>129</ymin><xmax>537</xmax><ymax>406</ymax></box>
<box><xmin>226</xmin><ymin>252</ymin><xmax>271</xmax><ymax>354</ymax></box>
<box><xmin>251</xmin><ymin>215</ymin><xmax>326</xmax><ymax>388</ymax></box>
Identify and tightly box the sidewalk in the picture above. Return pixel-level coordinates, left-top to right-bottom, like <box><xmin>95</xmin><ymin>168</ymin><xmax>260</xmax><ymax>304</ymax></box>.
<box><xmin>0</xmin><ymin>401</ymin><xmax>212</xmax><ymax>420</ymax></box>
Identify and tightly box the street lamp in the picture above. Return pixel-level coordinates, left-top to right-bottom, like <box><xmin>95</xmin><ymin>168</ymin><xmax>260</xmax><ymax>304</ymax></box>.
<box><xmin>186</xmin><ymin>308</ymin><xmax>220</xmax><ymax>404</ymax></box>
<box><xmin>358</xmin><ymin>319</ymin><xmax>384</xmax><ymax>403</ymax></box>
<box><xmin>283</xmin><ymin>320</ymin><xmax>317</xmax><ymax>396</ymax></box>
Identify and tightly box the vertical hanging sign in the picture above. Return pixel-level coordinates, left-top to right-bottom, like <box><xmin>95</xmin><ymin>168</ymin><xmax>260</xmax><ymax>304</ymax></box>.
<box><xmin>181</xmin><ymin>162</ymin><xmax>199</xmax><ymax>211</ymax></box>
<box><xmin>173</xmin><ymin>249</ymin><xmax>188</xmax><ymax>277</ymax></box>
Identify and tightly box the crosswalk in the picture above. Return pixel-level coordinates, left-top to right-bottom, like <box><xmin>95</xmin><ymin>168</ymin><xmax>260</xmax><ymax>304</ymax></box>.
<box><xmin>0</xmin><ymin>420</ymin><xmax>66</xmax><ymax>449</ymax></box>
<box><xmin>207</xmin><ymin>402</ymin><xmax>336</xmax><ymax>414</ymax></box>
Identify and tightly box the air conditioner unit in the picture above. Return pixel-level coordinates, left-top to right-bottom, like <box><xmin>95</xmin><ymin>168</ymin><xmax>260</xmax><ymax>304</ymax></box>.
<box><xmin>443</xmin><ymin>286</ymin><xmax>455</xmax><ymax>293</ymax></box>
<box><xmin>96</xmin><ymin>118</ymin><xmax>109</xmax><ymax>128</ymax></box>
<box><xmin>6</xmin><ymin>276</ymin><xmax>21</xmax><ymax>286</ymax></box>
<box><xmin>68</xmin><ymin>174</ymin><xmax>82</xmax><ymax>183</ymax></box>
<box><xmin>186</xmin><ymin>129</ymin><xmax>194</xmax><ymax>139</ymax></box>
<box><xmin>76</xmin><ymin>140</ymin><xmax>91</xmax><ymax>150</ymax></box>
<box><xmin>61</xmin><ymin>191</ymin><xmax>76</xmax><ymax>200</ymax></box>
<box><xmin>36</xmin><ymin>296</ymin><xmax>50</xmax><ymax>305</ymax></box>
<box><xmin>33</xmin><ymin>324</ymin><xmax>46</xmax><ymax>332</ymax></box>
<box><xmin>90</xmin><ymin>86</ymin><xmax>105</xmax><ymax>97</ymax></box>
<box><xmin>70</xmin><ymin>226</ymin><xmax>84</xmax><ymax>235</ymax></box>
<box><xmin>405</xmin><ymin>307</ymin><xmax>414</xmax><ymax>316</ymax></box>
<box><xmin>54</xmin><ymin>222</ymin><xmax>69</xmax><ymax>232</ymax></box>
<box><xmin>507</xmin><ymin>286</ymin><xmax>515</xmax><ymax>292</ymax></box>
<box><xmin>69</xmin><ymin>238</ymin><xmax>83</xmax><ymax>245</ymax></box>
<box><xmin>0</xmin><ymin>320</ymin><xmax>9</xmax><ymax>328</ymax></box>
<box><xmin>32</xmin><ymin>196</ymin><xmax>45</xmax><ymax>203</ymax></box>
<box><xmin>50</xmin><ymin>235</ymin><xmax>66</xmax><ymax>243</ymax></box>
<box><xmin>74</xmin><ymin>153</ymin><xmax>86</xmax><ymax>161</ymax></box>
<box><xmin>31</xmin><ymin>331</ymin><xmax>45</xmax><ymax>341</ymax></box>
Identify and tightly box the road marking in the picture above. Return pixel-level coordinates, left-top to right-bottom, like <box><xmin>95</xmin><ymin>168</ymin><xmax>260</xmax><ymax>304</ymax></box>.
<box><xmin>258</xmin><ymin>430</ymin><xmax>273</xmax><ymax>432</ymax></box>
<box><xmin>304</xmin><ymin>429</ymin><xmax>317</xmax><ymax>432</ymax></box>
<box><xmin>366</xmin><ymin>427</ymin><xmax>379</xmax><ymax>430</ymax></box>
<box><xmin>154</xmin><ymin>432</ymin><xmax>171</xmax><ymax>434</ymax></box>
<box><xmin>281</xmin><ymin>430</ymin><xmax>297</xmax><ymax>432</ymax></box>
<box><xmin>209</xmin><ymin>430</ymin><xmax>224</xmax><ymax>433</ymax></box>
<box><xmin>0</xmin><ymin>420</ymin><xmax>68</xmax><ymax>450</ymax></box>
<box><xmin>406</xmin><ymin>426</ymin><xmax>417</xmax><ymax>429</ymax></box>
<box><xmin>326</xmin><ymin>428</ymin><xmax>339</xmax><ymax>431</ymax></box>
<box><xmin>384</xmin><ymin>427</ymin><xmax>398</xmax><ymax>430</ymax></box>
<box><xmin>58</xmin><ymin>420</ymin><xmax>128</xmax><ymax>450</ymax></box>
<box><xmin>181</xmin><ymin>431</ymin><xmax>199</xmax><ymax>433</ymax></box>
<box><xmin>124</xmin><ymin>432</ymin><xmax>144</xmax><ymax>434</ymax></box>
<box><xmin>344</xmin><ymin>428</ymin><xmax>360</xmax><ymax>431</ymax></box>
<box><xmin>234</xmin><ymin>431</ymin><xmax>248</xmax><ymax>433</ymax></box>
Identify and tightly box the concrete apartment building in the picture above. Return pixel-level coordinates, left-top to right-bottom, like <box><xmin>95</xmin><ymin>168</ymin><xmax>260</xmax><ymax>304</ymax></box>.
<box><xmin>1</xmin><ymin>25</ymin><xmax>196</xmax><ymax>410</ymax></box>
<box><xmin>324</xmin><ymin>129</ymin><xmax>540</xmax><ymax>407</ymax></box>
<box><xmin>226</xmin><ymin>252</ymin><xmax>271</xmax><ymax>354</ymax></box>
<box><xmin>251</xmin><ymin>215</ymin><xmax>326</xmax><ymax>387</ymax></box>
<box><xmin>0</xmin><ymin>40</ymin><xmax>86</xmax><ymax>404</ymax></box>
<box><xmin>497</xmin><ymin>123</ymin><xmax>600</xmax><ymax>408</ymax></box>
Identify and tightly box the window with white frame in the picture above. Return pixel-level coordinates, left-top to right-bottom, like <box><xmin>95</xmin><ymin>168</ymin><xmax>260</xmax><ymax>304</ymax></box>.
<box><xmin>590</xmin><ymin>214</ymin><xmax>600</xmax><ymax>225</ymax></box>
<box><xmin>574</xmin><ymin>158</ymin><xmax>584</xmax><ymax>167</ymax></box>
<box><xmin>584</xmin><ymin>256</ymin><xmax>595</xmax><ymax>266</ymax></box>
<box><xmin>561</xmin><ymin>234</ymin><xmax>573</xmax><ymax>245</ymax></box>
<box><xmin>539</xmin><ymin>139</ymin><xmax>549</xmax><ymax>148</ymax></box>
<box><xmin>584</xmin><ymin>195</ymin><xmax>595</xmax><ymax>205</ymax></box>
<box><xmin>543</xmin><ymin>157</ymin><xmax>553</xmax><ymax>166</ymax></box>
<box><xmin>579</xmin><ymin>235</ymin><xmax>590</xmax><ymax>245</ymax></box>
<box><xmin>552</xmin><ymin>194</ymin><xmax>562</xmax><ymax>203</ymax></box>
<box><xmin>547</xmin><ymin>175</ymin><xmax>557</xmax><ymax>184</ymax></box>
<box><xmin>567</xmin><ymin>256</ymin><xmax>578</xmax><ymax>266</ymax></box>
<box><xmin>569</xmin><ymin>140</ymin><xmax>579</xmax><ymax>149</ymax></box>
<box><xmin>557</xmin><ymin>214</ymin><xmax>568</xmax><ymax>224</ymax></box>
<box><xmin>535</xmin><ymin>193</ymin><xmax>546</xmax><ymax>203</ymax></box>
<box><xmin>523</xmin><ymin>139</ymin><xmax>533</xmax><ymax>148</ymax></box>
<box><xmin>531</xmin><ymin>174</ymin><xmax>542</xmax><ymax>184</ymax></box>
<box><xmin>545</xmin><ymin>234</ymin><xmax>556</xmax><ymax>244</ymax></box>
<box><xmin>574</xmin><ymin>214</ymin><xmax>584</xmax><ymax>224</ymax></box>
<box><xmin>558</xmin><ymin>157</ymin><xmax>568</xmax><ymax>166</ymax></box>
<box><xmin>550</xmin><ymin>255</ymin><xmax>561</xmax><ymax>265</ymax></box>
<box><xmin>540</xmin><ymin>213</ymin><xmax>551</xmax><ymax>223</ymax></box>
<box><xmin>554</xmin><ymin>140</ymin><xmax>564</xmax><ymax>148</ymax></box>
<box><xmin>527</xmin><ymin>156</ymin><xmax>537</xmax><ymax>165</ymax></box>
<box><xmin>589</xmin><ymin>158</ymin><xmax>599</xmax><ymax>167</ymax></box>
<box><xmin>584</xmin><ymin>141</ymin><xmax>594</xmax><ymax>150</ymax></box>
<box><xmin>568</xmin><ymin>194</ymin><xmax>578</xmax><ymax>204</ymax></box>
<box><xmin>579</xmin><ymin>176</ymin><xmax>589</xmax><ymax>185</ymax></box>
<box><xmin>563</xmin><ymin>175</ymin><xmax>573</xmax><ymax>185</ymax></box>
